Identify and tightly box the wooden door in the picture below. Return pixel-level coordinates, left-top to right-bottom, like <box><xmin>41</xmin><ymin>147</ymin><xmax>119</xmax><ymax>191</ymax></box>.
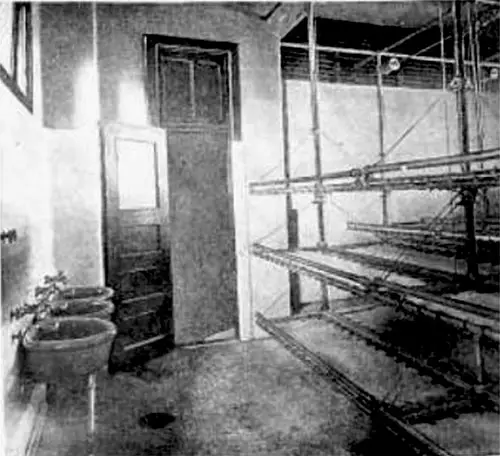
<box><xmin>102</xmin><ymin>123</ymin><xmax>173</xmax><ymax>369</ymax></box>
<box><xmin>147</xmin><ymin>40</ymin><xmax>238</xmax><ymax>344</ymax></box>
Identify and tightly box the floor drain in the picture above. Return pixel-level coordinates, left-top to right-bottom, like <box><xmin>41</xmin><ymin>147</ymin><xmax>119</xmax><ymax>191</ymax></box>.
<box><xmin>139</xmin><ymin>412</ymin><xmax>176</xmax><ymax>429</ymax></box>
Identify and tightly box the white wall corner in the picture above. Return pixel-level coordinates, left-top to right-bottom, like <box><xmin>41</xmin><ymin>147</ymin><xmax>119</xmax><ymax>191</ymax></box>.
<box><xmin>231</xmin><ymin>141</ymin><xmax>254</xmax><ymax>341</ymax></box>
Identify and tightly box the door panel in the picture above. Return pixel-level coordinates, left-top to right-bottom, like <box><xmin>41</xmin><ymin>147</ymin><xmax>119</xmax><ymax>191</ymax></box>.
<box><xmin>167</xmin><ymin>129</ymin><xmax>237</xmax><ymax>343</ymax></box>
<box><xmin>193</xmin><ymin>60</ymin><xmax>224</xmax><ymax>122</ymax></box>
<box><xmin>161</xmin><ymin>58</ymin><xmax>193</xmax><ymax>121</ymax></box>
<box><xmin>154</xmin><ymin>42</ymin><xmax>237</xmax><ymax>344</ymax></box>
<box><xmin>158</xmin><ymin>46</ymin><xmax>229</xmax><ymax>128</ymax></box>
<box><xmin>103</xmin><ymin>123</ymin><xmax>173</xmax><ymax>368</ymax></box>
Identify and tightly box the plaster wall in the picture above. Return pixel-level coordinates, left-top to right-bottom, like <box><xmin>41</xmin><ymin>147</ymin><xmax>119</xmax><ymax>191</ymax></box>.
<box><xmin>95</xmin><ymin>3</ymin><xmax>290</xmax><ymax>340</ymax></box>
<box><xmin>285</xmin><ymin>80</ymin><xmax>500</xmax><ymax>303</ymax></box>
<box><xmin>40</xmin><ymin>3</ymin><xmax>103</xmax><ymax>287</ymax></box>
<box><xmin>40</xmin><ymin>3</ymin><xmax>95</xmax><ymax>129</ymax></box>
<box><xmin>48</xmin><ymin>127</ymin><xmax>104</xmax><ymax>286</ymax></box>
<box><xmin>39</xmin><ymin>3</ymin><xmax>291</xmax><ymax>341</ymax></box>
<box><xmin>1</xmin><ymin>3</ymin><xmax>51</xmax><ymax>442</ymax></box>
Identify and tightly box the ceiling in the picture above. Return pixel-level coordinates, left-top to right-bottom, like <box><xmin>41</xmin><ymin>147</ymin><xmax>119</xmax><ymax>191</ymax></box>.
<box><xmin>231</xmin><ymin>1</ymin><xmax>452</xmax><ymax>29</ymax></box>
<box><xmin>226</xmin><ymin>1</ymin><xmax>499</xmax><ymax>61</ymax></box>
<box><xmin>313</xmin><ymin>2</ymin><xmax>448</xmax><ymax>27</ymax></box>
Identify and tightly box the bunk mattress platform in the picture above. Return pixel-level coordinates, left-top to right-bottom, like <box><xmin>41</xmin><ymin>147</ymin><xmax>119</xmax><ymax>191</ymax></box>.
<box><xmin>253</xmin><ymin>244</ymin><xmax>500</xmax><ymax>334</ymax></box>
<box><xmin>256</xmin><ymin>311</ymin><xmax>500</xmax><ymax>456</ymax></box>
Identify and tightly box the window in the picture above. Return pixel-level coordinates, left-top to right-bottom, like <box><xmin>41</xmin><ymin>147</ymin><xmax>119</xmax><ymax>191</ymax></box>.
<box><xmin>0</xmin><ymin>2</ymin><xmax>33</xmax><ymax>111</ymax></box>
<box><xmin>145</xmin><ymin>35</ymin><xmax>242</xmax><ymax>140</ymax></box>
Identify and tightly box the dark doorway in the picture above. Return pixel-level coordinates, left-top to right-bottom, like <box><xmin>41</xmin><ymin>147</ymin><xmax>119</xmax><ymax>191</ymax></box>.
<box><xmin>145</xmin><ymin>35</ymin><xmax>239</xmax><ymax>345</ymax></box>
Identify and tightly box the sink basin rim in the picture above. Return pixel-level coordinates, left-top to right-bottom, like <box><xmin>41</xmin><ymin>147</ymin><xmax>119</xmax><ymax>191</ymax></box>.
<box><xmin>23</xmin><ymin>317</ymin><xmax>117</xmax><ymax>352</ymax></box>
<box><xmin>51</xmin><ymin>299</ymin><xmax>115</xmax><ymax>318</ymax></box>
<box><xmin>56</xmin><ymin>286</ymin><xmax>114</xmax><ymax>303</ymax></box>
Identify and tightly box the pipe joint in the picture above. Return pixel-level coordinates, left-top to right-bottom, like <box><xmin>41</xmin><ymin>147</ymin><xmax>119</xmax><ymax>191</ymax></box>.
<box><xmin>312</xmin><ymin>182</ymin><xmax>325</xmax><ymax>204</ymax></box>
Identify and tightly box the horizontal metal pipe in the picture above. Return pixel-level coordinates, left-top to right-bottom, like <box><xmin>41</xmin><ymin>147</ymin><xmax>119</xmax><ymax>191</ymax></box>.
<box><xmin>250</xmin><ymin>147</ymin><xmax>500</xmax><ymax>189</ymax></box>
<box><xmin>312</xmin><ymin>245</ymin><xmax>462</xmax><ymax>283</ymax></box>
<box><xmin>251</xmin><ymin>170</ymin><xmax>500</xmax><ymax>195</ymax></box>
<box><xmin>282</xmin><ymin>42</ymin><xmax>500</xmax><ymax>68</ymax></box>
<box><xmin>347</xmin><ymin>221</ymin><xmax>500</xmax><ymax>243</ymax></box>
<box><xmin>477</xmin><ymin>0</ymin><xmax>500</xmax><ymax>6</ymax></box>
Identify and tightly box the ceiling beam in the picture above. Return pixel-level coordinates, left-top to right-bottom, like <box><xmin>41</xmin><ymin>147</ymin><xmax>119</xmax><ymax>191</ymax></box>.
<box><xmin>485</xmin><ymin>51</ymin><xmax>500</xmax><ymax>61</ymax></box>
<box><xmin>266</xmin><ymin>2</ymin><xmax>308</xmax><ymax>38</ymax></box>
<box><xmin>262</xmin><ymin>2</ymin><xmax>283</xmax><ymax>21</ymax></box>
<box><xmin>224</xmin><ymin>3</ymin><xmax>267</xmax><ymax>21</ymax></box>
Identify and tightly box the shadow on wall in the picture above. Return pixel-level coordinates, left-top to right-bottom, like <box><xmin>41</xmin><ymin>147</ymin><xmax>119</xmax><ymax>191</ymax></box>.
<box><xmin>1</xmin><ymin>205</ymin><xmax>32</xmax><ymax>325</ymax></box>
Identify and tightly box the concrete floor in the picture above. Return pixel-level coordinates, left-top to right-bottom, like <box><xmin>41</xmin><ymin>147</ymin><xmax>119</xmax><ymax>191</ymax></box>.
<box><xmin>35</xmin><ymin>313</ymin><xmax>500</xmax><ymax>456</ymax></box>
<box><xmin>37</xmin><ymin>338</ymin><xmax>378</xmax><ymax>456</ymax></box>
<box><xmin>35</xmin><ymin>315</ymin><xmax>500</xmax><ymax>456</ymax></box>
<box><xmin>36</xmin><ymin>245</ymin><xmax>499</xmax><ymax>456</ymax></box>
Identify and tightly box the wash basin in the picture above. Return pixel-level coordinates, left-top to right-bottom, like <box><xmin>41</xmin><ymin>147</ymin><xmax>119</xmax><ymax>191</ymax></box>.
<box><xmin>51</xmin><ymin>299</ymin><xmax>115</xmax><ymax>320</ymax></box>
<box><xmin>51</xmin><ymin>286</ymin><xmax>115</xmax><ymax>320</ymax></box>
<box><xmin>55</xmin><ymin>286</ymin><xmax>114</xmax><ymax>303</ymax></box>
<box><xmin>23</xmin><ymin>317</ymin><xmax>117</xmax><ymax>382</ymax></box>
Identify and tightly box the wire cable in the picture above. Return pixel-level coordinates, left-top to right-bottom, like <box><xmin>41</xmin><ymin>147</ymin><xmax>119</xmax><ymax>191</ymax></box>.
<box><xmin>253</xmin><ymin>200</ymin><xmax>312</xmax><ymax>246</ymax></box>
<box><xmin>353</xmin><ymin>6</ymin><xmax>453</xmax><ymax>71</ymax></box>
<box><xmin>374</xmin><ymin>97</ymin><xmax>443</xmax><ymax>165</ymax></box>
<box><xmin>373</xmin><ymin>193</ymin><xmax>462</xmax><ymax>285</ymax></box>
<box><xmin>261</xmin><ymin>288</ymin><xmax>290</xmax><ymax>316</ymax></box>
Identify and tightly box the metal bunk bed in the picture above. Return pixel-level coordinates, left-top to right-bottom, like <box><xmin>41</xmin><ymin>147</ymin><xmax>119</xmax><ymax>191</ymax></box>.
<box><xmin>249</xmin><ymin>2</ymin><xmax>500</xmax><ymax>454</ymax></box>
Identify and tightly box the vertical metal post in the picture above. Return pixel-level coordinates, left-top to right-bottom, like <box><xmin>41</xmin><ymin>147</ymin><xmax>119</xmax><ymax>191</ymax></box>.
<box><xmin>376</xmin><ymin>54</ymin><xmax>389</xmax><ymax>225</ymax></box>
<box><xmin>470</xmin><ymin>1</ymin><xmax>489</xmax><ymax>230</ymax></box>
<box><xmin>469</xmin><ymin>0</ymin><xmax>484</xmax><ymax>154</ymax></box>
<box><xmin>472</xmin><ymin>331</ymin><xmax>485</xmax><ymax>386</ymax></box>
<box><xmin>438</xmin><ymin>3</ymin><xmax>447</xmax><ymax>92</ymax></box>
<box><xmin>308</xmin><ymin>3</ymin><xmax>326</xmax><ymax>248</ymax></box>
<box><xmin>88</xmin><ymin>373</ymin><xmax>96</xmax><ymax>456</ymax></box>
<box><xmin>453</xmin><ymin>0</ymin><xmax>479</xmax><ymax>282</ymax></box>
<box><xmin>282</xmin><ymin>77</ymin><xmax>302</xmax><ymax>314</ymax></box>
<box><xmin>308</xmin><ymin>2</ymin><xmax>329</xmax><ymax>310</ymax></box>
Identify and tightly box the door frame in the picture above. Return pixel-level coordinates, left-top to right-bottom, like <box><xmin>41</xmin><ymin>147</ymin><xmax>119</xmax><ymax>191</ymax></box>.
<box><xmin>143</xmin><ymin>34</ymin><xmax>243</xmax><ymax>342</ymax></box>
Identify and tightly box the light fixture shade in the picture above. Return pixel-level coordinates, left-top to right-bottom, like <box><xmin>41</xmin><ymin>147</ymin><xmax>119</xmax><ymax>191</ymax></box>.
<box><xmin>381</xmin><ymin>57</ymin><xmax>401</xmax><ymax>75</ymax></box>
<box><xmin>388</xmin><ymin>57</ymin><xmax>401</xmax><ymax>72</ymax></box>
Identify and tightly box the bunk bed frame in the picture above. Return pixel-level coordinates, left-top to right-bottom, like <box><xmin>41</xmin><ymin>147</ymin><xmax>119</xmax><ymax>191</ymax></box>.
<box><xmin>250</xmin><ymin>2</ymin><xmax>500</xmax><ymax>454</ymax></box>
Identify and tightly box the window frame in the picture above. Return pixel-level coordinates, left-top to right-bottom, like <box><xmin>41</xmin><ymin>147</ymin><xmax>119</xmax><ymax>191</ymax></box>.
<box><xmin>144</xmin><ymin>34</ymin><xmax>241</xmax><ymax>141</ymax></box>
<box><xmin>0</xmin><ymin>2</ymin><xmax>33</xmax><ymax>112</ymax></box>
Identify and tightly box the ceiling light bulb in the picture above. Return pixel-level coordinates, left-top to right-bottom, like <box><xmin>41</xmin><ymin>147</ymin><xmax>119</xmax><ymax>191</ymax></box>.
<box><xmin>388</xmin><ymin>57</ymin><xmax>400</xmax><ymax>72</ymax></box>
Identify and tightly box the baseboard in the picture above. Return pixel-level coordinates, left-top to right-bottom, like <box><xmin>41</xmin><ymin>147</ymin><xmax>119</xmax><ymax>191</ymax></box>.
<box><xmin>5</xmin><ymin>383</ymin><xmax>47</xmax><ymax>456</ymax></box>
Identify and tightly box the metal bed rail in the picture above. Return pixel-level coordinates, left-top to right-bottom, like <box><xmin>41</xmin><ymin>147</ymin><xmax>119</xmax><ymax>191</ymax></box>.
<box><xmin>252</xmin><ymin>244</ymin><xmax>500</xmax><ymax>338</ymax></box>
